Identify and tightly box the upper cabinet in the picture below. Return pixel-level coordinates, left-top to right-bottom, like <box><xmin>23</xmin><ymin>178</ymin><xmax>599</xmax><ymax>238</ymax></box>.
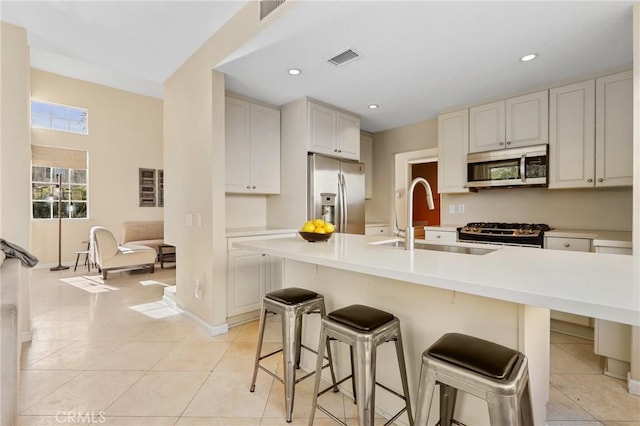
<box><xmin>595</xmin><ymin>71</ymin><xmax>633</xmax><ymax>187</ymax></box>
<box><xmin>309</xmin><ymin>101</ymin><xmax>360</xmax><ymax>160</ymax></box>
<box><xmin>438</xmin><ymin>109</ymin><xmax>469</xmax><ymax>194</ymax></box>
<box><xmin>360</xmin><ymin>133</ymin><xmax>373</xmax><ymax>199</ymax></box>
<box><xmin>548</xmin><ymin>71</ymin><xmax>632</xmax><ymax>189</ymax></box>
<box><xmin>469</xmin><ymin>90</ymin><xmax>548</xmax><ymax>153</ymax></box>
<box><xmin>225</xmin><ymin>96</ymin><xmax>281</xmax><ymax>194</ymax></box>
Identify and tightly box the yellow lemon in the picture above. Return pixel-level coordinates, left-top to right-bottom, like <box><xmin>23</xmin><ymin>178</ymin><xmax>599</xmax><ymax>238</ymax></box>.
<box><xmin>324</xmin><ymin>223</ymin><xmax>335</xmax><ymax>233</ymax></box>
<box><xmin>301</xmin><ymin>222</ymin><xmax>315</xmax><ymax>232</ymax></box>
<box><xmin>314</xmin><ymin>227</ymin><xmax>326</xmax><ymax>234</ymax></box>
<box><xmin>313</xmin><ymin>218</ymin><xmax>325</xmax><ymax>227</ymax></box>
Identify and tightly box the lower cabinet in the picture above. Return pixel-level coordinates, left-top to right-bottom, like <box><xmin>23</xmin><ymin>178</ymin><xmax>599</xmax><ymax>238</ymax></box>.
<box><xmin>227</xmin><ymin>233</ymin><xmax>293</xmax><ymax>319</ymax></box>
<box><xmin>365</xmin><ymin>225</ymin><xmax>390</xmax><ymax>236</ymax></box>
<box><xmin>593</xmin><ymin>243</ymin><xmax>632</xmax><ymax>380</ymax></box>
<box><xmin>424</xmin><ymin>228</ymin><xmax>457</xmax><ymax>242</ymax></box>
<box><xmin>545</xmin><ymin>236</ymin><xmax>593</xmax><ymax>328</ymax></box>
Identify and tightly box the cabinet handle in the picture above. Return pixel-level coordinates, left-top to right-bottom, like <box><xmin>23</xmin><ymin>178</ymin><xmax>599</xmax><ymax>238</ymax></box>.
<box><xmin>506</xmin><ymin>141</ymin><xmax>511</xmax><ymax>145</ymax></box>
<box><xmin>252</xmin><ymin>186</ymin><xmax>256</xmax><ymax>189</ymax></box>
<box><xmin>564</xmin><ymin>243</ymin><xmax>570</xmax><ymax>248</ymax></box>
<box><xmin>246</xmin><ymin>185</ymin><xmax>251</xmax><ymax>189</ymax></box>
<box><xmin>379</xmin><ymin>229</ymin><xmax>384</xmax><ymax>233</ymax></box>
<box><xmin>436</xmin><ymin>235</ymin><xmax>441</xmax><ymax>238</ymax></box>
<box><xmin>338</xmin><ymin>150</ymin><xmax>342</xmax><ymax>153</ymax></box>
<box><xmin>597</xmin><ymin>178</ymin><xmax>603</xmax><ymax>183</ymax></box>
<box><xmin>499</xmin><ymin>142</ymin><xmax>505</xmax><ymax>146</ymax></box>
<box><xmin>334</xmin><ymin>149</ymin><xmax>338</xmax><ymax>152</ymax></box>
<box><xmin>587</xmin><ymin>178</ymin><xmax>593</xmax><ymax>183</ymax></box>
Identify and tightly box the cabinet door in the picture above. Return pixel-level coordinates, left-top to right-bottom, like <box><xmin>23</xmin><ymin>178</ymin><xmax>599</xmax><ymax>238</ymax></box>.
<box><xmin>545</xmin><ymin>236</ymin><xmax>591</xmax><ymax>252</ymax></box>
<box><xmin>548</xmin><ymin>80</ymin><xmax>595</xmax><ymax>189</ymax></box>
<box><xmin>595</xmin><ymin>71</ymin><xmax>633</xmax><ymax>187</ymax></box>
<box><xmin>336</xmin><ymin>113</ymin><xmax>360</xmax><ymax>160</ymax></box>
<box><xmin>225</xmin><ymin>98</ymin><xmax>252</xmax><ymax>193</ymax></box>
<box><xmin>360</xmin><ymin>134</ymin><xmax>373</xmax><ymax>199</ymax></box>
<box><xmin>251</xmin><ymin>104</ymin><xmax>281</xmax><ymax>193</ymax></box>
<box><xmin>469</xmin><ymin>100</ymin><xmax>505</xmax><ymax>153</ymax></box>
<box><xmin>365</xmin><ymin>226</ymin><xmax>389</xmax><ymax>236</ymax></box>
<box><xmin>264</xmin><ymin>255</ymin><xmax>284</xmax><ymax>295</ymax></box>
<box><xmin>506</xmin><ymin>90</ymin><xmax>548</xmax><ymax>149</ymax></box>
<box><xmin>438</xmin><ymin>109</ymin><xmax>469</xmax><ymax>193</ymax></box>
<box><xmin>309</xmin><ymin>102</ymin><xmax>336</xmax><ymax>156</ymax></box>
<box><xmin>227</xmin><ymin>250</ymin><xmax>264</xmax><ymax>317</ymax></box>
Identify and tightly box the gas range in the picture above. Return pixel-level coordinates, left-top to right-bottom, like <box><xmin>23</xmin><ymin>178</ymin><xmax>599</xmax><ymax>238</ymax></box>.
<box><xmin>457</xmin><ymin>222</ymin><xmax>552</xmax><ymax>248</ymax></box>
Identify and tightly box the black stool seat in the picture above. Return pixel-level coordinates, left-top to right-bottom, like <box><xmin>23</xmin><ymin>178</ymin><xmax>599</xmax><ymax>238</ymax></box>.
<box><xmin>427</xmin><ymin>332</ymin><xmax>519</xmax><ymax>380</ymax></box>
<box><xmin>327</xmin><ymin>304</ymin><xmax>394</xmax><ymax>332</ymax></box>
<box><xmin>265</xmin><ymin>287</ymin><xmax>319</xmax><ymax>305</ymax></box>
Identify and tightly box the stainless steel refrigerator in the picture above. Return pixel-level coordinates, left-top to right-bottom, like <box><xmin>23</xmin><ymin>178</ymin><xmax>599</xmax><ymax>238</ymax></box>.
<box><xmin>307</xmin><ymin>153</ymin><xmax>365</xmax><ymax>234</ymax></box>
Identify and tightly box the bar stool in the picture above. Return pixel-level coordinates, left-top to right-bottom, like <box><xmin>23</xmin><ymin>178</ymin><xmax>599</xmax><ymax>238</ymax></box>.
<box><xmin>309</xmin><ymin>304</ymin><xmax>414</xmax><ymax>426</ymax></box>
<box><xmin>250</xmin><ymin>287</ymin><xmax>337</xmax><ymax>423</ymax></box>
<box><xmin>415</xmin><ymin>332</ymin><xmax>534</xmax><ymax>426</ymax></box>
<box><xmin>73</xmin><ymin>250</ymin><xmax>91</xmax><ymax>272</ymax></box>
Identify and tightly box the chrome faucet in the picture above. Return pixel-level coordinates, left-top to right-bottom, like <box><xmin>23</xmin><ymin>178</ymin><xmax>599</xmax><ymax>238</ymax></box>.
<box><xmin>405</xmin><ymin>177</ymin><xmax>435</xmax><ymax>250</ymax></box>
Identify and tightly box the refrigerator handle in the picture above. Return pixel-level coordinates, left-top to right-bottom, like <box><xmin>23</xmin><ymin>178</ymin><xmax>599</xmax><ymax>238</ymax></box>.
<box><xmin>337</xmin><ymin>173</ymin><xmax>344</xmax><ymax>232</ymax></box>
<box><xmin>340</xmin><ymin>173</ymin><xmax>348</xmax><ymax>232</ymax></box>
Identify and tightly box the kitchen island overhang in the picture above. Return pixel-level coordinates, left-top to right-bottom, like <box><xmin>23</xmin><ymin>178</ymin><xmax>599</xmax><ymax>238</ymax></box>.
<box><xmin>235</xmin><ymin>233</ymin><xmax>639</xmax><ymax>327</ymax></box>
<box><xmin>235</xmin><ymin>233</ymin><xmax>639</xmax><ymax>424</ymax></box>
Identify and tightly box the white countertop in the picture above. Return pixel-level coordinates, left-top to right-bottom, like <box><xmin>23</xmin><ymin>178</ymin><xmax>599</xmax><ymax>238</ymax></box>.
<box><xmin>225</xmin><ymin>227</ymin><xmax>298</xmax><ymax>238</ymax></box>
<box><xmin>235</xmin><ymin>233</ymin><xmax>640</xmax><ymax>326</ymax></box>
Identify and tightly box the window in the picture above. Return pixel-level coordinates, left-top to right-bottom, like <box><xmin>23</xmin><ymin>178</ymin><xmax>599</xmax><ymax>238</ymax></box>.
<box><xmin>31</xmin><ymin>146</ymin><xmax>88</xmax><ymax>219</ymax></box>
<box><xmin>31</xmin><ymin>100</ymin><xmax>88</xmax><ymax>135</ymax></box>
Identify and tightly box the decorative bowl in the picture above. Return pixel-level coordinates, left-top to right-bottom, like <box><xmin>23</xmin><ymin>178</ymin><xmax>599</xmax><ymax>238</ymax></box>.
<box><xmin>299</xmin><ymin>231</ymin><xmax>333</xmax><ymax>242</ymax></box>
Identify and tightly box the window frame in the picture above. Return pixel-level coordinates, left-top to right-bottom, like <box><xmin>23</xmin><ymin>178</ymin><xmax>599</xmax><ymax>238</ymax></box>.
<box><xmin>31</xmin><ymin>165</ymin><xmax>89</xmax><ymax>220</ymax></box>
<box><xmin>31</xmin><ymin>99</ymin><xmax>89</xmax><ymax>135</ymax></box>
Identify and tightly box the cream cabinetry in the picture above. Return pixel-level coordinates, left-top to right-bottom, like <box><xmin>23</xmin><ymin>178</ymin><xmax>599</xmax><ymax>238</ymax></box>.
<box><xmin>437</xmin><ymin>109</ymin><xmax>469</xmax><ymax>193</ymax></box>
<box><xmin>594</xmin><ymin>241</ymin><xmax>632</xmax><ymax>380</ymax></box>
<box><xmin>225</xmin><ymin>97</ymin><xmax>280</xmax><ymax>194</ymax></box>
<box><xmin>469</xmin><ymin>90</ymin><xmax>548</xmax><ymax>153</ymax></box>
<box><xmin>365</xmin><ymin>225</ymin><xmax>389</xmax><ymax>236</ymax></box>
<box><xmin>361</xmin><ymin>133</ymin><xmax>373</xmax><ymax>199</ymax></box>
<box><xmin>424</xmin><ymin>227</ymin><xmax>457</xmax><ymax>242</ymax></box>
<box><xmin>545</xmin><ymin>236</ymin><xmax>592</xmax><ymax>328</ymax></box>
<box><xmin>595</xmin><ymin>71</ymin><xmax>633</xmax><ymax>187</ymax></box>
<box><xmin>226</xmin><ymin>232</ymin><xmax>295</xmax><ymax>319</ymax></box>
<box><xmin>309</xmin><ymin>101</ymin><xmax>360</xmax><ymax>160</ymax></box>
<box><xmin>548</xmin><ymin>71</ymin><xmax>632</xmax><ymax>189</ymax></box>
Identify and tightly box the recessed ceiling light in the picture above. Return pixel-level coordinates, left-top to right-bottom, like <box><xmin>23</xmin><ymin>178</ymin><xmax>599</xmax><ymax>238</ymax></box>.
<box><xmin>287</xmin><ymin>68</ymin><xmax>301</xmax><ymax>75</ymax></box>
<box><xmin>520</xmin><ymin>53</ymin><xmax>538</xmax><ymax>62</ymax></box>
<box><xmin>368</xmin><ymin>104</ymin><xmax>379</xmax><ymax>109</ymax></box>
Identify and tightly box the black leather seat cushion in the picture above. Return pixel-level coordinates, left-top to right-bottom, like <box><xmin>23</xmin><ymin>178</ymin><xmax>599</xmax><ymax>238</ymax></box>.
<box><xmin>328</xmin><ymin>304</ymin><xmax>394</xmax><ymax>332</ymax></box>
<box><xmin>427</xmin><ymin>333</ymin><xmax>519</xmax><ymax>380</ymax></box>
<box><xmin>265</xmin><ymin>287</ymin><xmax>319</xmax><ymax>305</ymax></box>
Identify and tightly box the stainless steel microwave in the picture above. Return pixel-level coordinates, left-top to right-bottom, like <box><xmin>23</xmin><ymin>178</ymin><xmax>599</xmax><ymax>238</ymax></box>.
<box><xmin>466</xmin><ymin>144</ymin><xmax>548</xmax><ymax>189</ymax></box>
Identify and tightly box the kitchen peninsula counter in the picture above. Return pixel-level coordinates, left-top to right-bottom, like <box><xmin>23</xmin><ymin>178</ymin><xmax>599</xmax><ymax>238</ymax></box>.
<box><xmin>235</xmin><ymin>233</ymin><xmax>638</xmax><ymax>424</ymax></box>
<box><xmin>235</xmin><ymin>233</ymin><xmax>639</xmax><ymax>326</ymax></box>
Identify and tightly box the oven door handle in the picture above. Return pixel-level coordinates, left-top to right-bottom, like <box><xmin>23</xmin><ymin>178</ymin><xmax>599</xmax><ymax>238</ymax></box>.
<box><xmin>520</xmin><ymin>154</ymin><xmax>526</xmax><ymax>183</ymax></box>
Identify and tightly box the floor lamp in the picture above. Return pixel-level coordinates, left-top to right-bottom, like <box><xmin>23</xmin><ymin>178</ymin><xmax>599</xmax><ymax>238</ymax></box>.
<box><xmin>50</xmin><ymin>173</ymin><xmax>69</xmax><ymax>271</ymax></box>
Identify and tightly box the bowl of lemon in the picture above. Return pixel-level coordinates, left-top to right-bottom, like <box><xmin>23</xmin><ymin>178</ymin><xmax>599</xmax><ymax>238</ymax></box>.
<box><xmin>299</xmin><ymin>219</ymin><xmax>335</xmax><ymax>242</ymax></box>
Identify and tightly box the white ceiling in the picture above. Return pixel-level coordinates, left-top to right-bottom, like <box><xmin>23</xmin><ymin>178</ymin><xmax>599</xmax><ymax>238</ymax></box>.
<box><xmin>1</xmin><ymin>1</ymin><xmax>635</xmax><ymax>133</ymax></box>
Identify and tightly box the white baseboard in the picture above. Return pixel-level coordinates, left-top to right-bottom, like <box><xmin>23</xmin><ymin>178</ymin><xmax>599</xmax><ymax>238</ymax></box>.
<box><xmin>180</xmin><ymin>308</ymin><xmax>228</xmax><ymax>337</ymax></box>
<box><xmin>628</xmin><ymin>372</ymin><xmax>640</xmax><ymax>395</ymax></box>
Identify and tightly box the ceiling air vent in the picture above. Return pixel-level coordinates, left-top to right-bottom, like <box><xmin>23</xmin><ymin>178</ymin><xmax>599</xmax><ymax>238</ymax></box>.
<box><xmin>260</xmin><ymin>0</ymin><xmax>286</xmax><ymax>20</ymax></box>
<box><xmin>328</xmin><ymin>49</ymin><xmax>361</xmax><ymax>66</ymax></box>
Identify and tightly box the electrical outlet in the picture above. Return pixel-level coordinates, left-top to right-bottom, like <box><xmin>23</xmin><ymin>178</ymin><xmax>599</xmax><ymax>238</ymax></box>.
<box><xmin>449</xmin><ymin>204</ymin><xmax>456</xmax><ymax>214</ymax></box>
<box><xmin>194</xmin><ymin>278</ymin><xmax>202</xmax><ymax>299</ymax></box>
<box><xmin>458</xmin><ymin>204</ymin><xmax>465</xmax><ymax>214</ymax></box>
<box><xmin>185</xmin><ymin>213</ymin><xmax>193</xmax><ymax>226</ymax></box>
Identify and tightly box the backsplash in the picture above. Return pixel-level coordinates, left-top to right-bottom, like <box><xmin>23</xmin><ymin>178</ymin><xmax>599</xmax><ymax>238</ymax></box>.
<box><xmin>441</xmin><ymin>186</ymin><xmax>633</xmax><ymax>230</ymax></box>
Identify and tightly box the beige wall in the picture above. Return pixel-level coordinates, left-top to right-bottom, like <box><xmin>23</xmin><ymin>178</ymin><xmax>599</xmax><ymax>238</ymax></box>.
<box><xmin>367</xmin><ymin>118</ymin><xmax>438</xmax><ymax>224</ymax></box>
<box><xmin>1</xmin><ymin>23</ymin><xmax>31</xmax><ymax>250</ymax></box>
<box><xmin>164</xmin><ymin>1</ymin><xmax>295</xmax><ymax>329</ymax></box>
<box><xmin>30</xmin><ymin>70</ymin><xmax>163</xmax><ymax>265</ymax></box>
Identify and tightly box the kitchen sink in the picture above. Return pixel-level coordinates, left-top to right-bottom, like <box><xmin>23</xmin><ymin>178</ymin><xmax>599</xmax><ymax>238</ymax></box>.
<box><xmin>371</xmin><ymin>240</ymin><xmax>497</xmax><ymax>255</ymax></box>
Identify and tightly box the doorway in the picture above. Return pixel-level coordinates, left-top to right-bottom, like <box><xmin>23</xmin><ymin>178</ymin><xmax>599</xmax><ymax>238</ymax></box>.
<box><xmin>393</xmin><ymin>148</ymin><xmax>440</xmax><ymax>232</ymax></box>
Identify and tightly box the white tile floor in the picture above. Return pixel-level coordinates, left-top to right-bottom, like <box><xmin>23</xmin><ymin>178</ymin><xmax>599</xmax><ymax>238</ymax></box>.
<box><xmin>17</xmin><ymin>267</ymin><xmax>640</xmax><ymax>425</ymax></box>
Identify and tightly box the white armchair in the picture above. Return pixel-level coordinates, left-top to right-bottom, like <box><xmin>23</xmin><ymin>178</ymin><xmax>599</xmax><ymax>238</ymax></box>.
<box><xmin>90</xmin><ymin>226</ymin><xmax>156</xmax><ymax>280</ymax></box>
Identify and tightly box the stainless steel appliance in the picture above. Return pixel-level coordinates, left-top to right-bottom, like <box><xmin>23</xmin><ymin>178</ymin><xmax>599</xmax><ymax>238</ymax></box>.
<box><xmin>467</xmin><ymin>145</ymin><xmax>548</xmax><ymax>189</ymax></box>
<box><xmin>308</xmin><ymin>153</ymin><xmax>365</xmax><ymax>234</ymax></box>
<box><xmin>457</xmin><ymin>222</ymin><xmax>552</xmax><ymax>248</ymax></box>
